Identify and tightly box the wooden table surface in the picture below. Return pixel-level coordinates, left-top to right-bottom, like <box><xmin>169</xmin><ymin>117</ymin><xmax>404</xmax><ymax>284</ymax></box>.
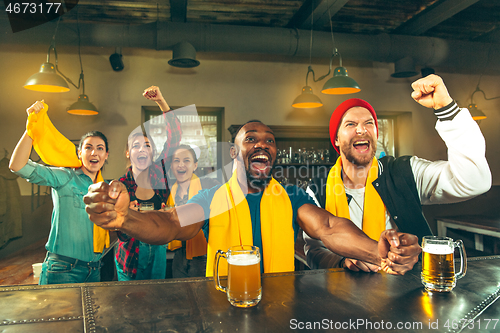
<box><xmin>1</xmin><ymin>256</ymin><xmax>500</xmax><ymax>332</ymax></box>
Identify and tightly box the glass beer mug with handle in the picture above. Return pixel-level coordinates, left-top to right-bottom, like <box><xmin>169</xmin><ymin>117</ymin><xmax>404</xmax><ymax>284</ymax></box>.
<box><xmin>214</xmin><ymin>245</ymin><xmax>262</xmax><ymax>307</ymax></box>
<box><xmin>421</xmin><ymin>236</ymin><xmax>467</xmax><ymax>292</ymax></box>
<box><xmin>138</xmin><ymin>202</ymin><xmax>154</xmax><ymax>211</ymax></box>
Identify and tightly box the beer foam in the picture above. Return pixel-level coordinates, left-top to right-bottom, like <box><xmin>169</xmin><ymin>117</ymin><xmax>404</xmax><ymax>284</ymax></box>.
<box><xmin>423</xmin><ymin>243</ymin><xmax>453</xmax><ymax>255</ymax></box>
<box><xmin>228</xmin><ymin>254</ymin><xmax>260</xmax><ymax>266</ymax></box>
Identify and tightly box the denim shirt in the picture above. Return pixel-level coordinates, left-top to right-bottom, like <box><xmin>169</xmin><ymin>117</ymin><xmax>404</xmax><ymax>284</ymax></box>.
<box><xmin>14</xmin><ymin>160</ymin><xmax>104</xmax><ymax>262</ymax></box>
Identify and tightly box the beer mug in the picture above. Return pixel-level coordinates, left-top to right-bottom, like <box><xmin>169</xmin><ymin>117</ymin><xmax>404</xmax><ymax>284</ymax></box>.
<box><xmin>421</xmin><ymin>236</ymin><xmax>467</xmax><ymax>292</ymax></box>
<box><xmin>138</xmin><ymin>202</ymin><xmax>154</xmax><ymax>211</ymax></box>
<box><xmin>214</xmin><ymin>245</ymin><xmax>261</xmax><ymax>308</ymax></box>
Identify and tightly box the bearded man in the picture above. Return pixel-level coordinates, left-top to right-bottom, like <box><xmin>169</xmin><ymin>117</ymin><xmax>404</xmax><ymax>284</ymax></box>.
<box><xmin>84</xmin><ymin>120</ymin><xmax>422</xmax><ymax>277</ymax></box>
<box><xmin>304</xmin><ymin>74</ymin><xmax>491</xmax><ymax>272</ymax></box>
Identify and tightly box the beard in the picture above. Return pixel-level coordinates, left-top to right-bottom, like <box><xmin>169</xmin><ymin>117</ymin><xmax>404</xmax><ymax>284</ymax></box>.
<box><xmin>339</xmin><ymin>137</ymin><xmax>377</xmax><ymax>167</ymax></box>
<box><xmin>245</xmin><ymin>161</ymin><xmax>275</xmax><ymax>190</ymax></box>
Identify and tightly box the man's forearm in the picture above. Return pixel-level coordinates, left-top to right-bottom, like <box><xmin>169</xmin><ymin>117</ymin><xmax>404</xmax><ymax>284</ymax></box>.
<box><xmin>119</xmin><ymin>203</ymin><xmax>205</xmax><ymax>245</ymax></box>
<box><xmin>299</xmin><ymin>204</ymin><xmax>381</xmax><ymax>266</ymax></box>
<box><xmin>321</xmin><ymin>236</ymin><xmax>380</xmax><ymax>267</ymax></box>
<box><xmin>120</xmin><ymin>209</ymin><xmax>179</xmax><ymax>245</ymax></box>
<box><xmin>303</xmin><ymin>231</ymin><xmax>344</xmax><ymax>269</ymax></box>
<box><xmin>320</xmin><ymin>218</ymin><xmax>381</xmax><ymax>266</ymax></box>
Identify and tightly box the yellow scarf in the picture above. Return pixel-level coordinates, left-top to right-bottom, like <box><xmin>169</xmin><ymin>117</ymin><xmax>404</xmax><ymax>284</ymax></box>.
<box><xmin>26</xmin><ymin>102</ymin><xmax>110</xmax><ymax>253</ymax></box>
<box><xmin>325</xmin><ymin>157</ymin><xmax>386</xmax><ymax>240</ymax></box>
<box><xmin>205</xmin><ymin>172</ymin><xmax>294</xmax><ymax>277</ymax></box>
<box><xmin>166</xmin><ymin>174</ymin><xmax>207</xmax><ymax>259</ymax></box>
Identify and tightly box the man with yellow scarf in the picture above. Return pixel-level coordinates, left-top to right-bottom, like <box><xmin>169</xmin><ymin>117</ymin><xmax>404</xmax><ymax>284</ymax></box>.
<box><xmin>304</xmin><ymin>74</ymin><xmax>491</xmax><ymax>272</ymax></box>
<box><xmin>84</xmin><ymin>121</ymin><xmax>422</xmax><ymax>276</ymax></box>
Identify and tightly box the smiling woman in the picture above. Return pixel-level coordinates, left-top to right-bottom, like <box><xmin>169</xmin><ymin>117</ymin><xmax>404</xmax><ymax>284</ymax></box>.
<box><xmin>78</xmin><ymin>133</ymin><xmax>110</xmax><ymax>176</ymax></box>
<box><xmin>114</xmin><ymin>85</ymin><xmax>183</xmax><ymax>282</ymax></box>
<box><xmin>167</xmin><ymin>145</ymin><xmax>219</xmax><ymax>278</ymax></box>
<box><xmin>8</xmin><ymin>100</ymin><xmax>111</xmax><ymax>285</ymax></box>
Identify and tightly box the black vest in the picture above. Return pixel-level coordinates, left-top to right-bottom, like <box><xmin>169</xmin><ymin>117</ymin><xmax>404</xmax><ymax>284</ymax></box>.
<box><xmin>310</xmin><ymin>155</ymin><xmax>433</xmax><ymax>242</ymax></box>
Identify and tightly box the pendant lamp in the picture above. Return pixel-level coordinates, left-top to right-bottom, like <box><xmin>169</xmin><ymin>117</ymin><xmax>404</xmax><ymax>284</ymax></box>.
<box><xmin>68</xmin><ymin>95</ymin><xmax>98</xmax><ymax>115</ymax></box>
<box><xmin>24</xmin><ymin>43</ymin><xmax>70</xmax><ymax>93</ymax></box>
<box><xmin>321</xmin><ymin>51</ymin><xmax>360</xmax><ymax>95</ymax></box>
<box><xmin>467</xmin><ymin>103</ymin><xmax>486</xmax><ymax>121</ymax></box>
<box><xmin>390</xmin><ymin>56</ymin><xmax>418</xmax><ymax>78</ymax></box>
<box><xmin>168</xmin><ymin>42</ymin><xmax>200</xmax><ymax>68</ymax></box>
<box><xmin>292</xmin><ymin>66</ymin><xmax>323</xmax><ymax>108</ymax></box>
<box><xmin>291</xmin><ymin>3</ymin><xmax>360</xmax><ymax>108</ymax></box>
<box><xmin>66</xmin><ymin>69</ymin><xmax>98</xmax><ymax>115</ymax></box>
<box><xmin>66</xmin><ymin>15</ymin><xmax>99</xmax><ymax>115</ymax></box>
<box><xmin>467</xmin><ymin>85</ymin><xmax>500</xmax><ymax>121</ymax></box>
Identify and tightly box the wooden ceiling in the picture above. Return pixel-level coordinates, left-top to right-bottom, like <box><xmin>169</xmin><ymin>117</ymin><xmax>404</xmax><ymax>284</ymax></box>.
<box><xmin>58</xmin><ymin>0</ymin><xmax>500</xmax><ymax>43</ymax></box>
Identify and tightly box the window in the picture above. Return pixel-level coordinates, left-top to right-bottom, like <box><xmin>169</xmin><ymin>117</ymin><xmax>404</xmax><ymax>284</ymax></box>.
<box><xmin>376</xmin><ymin>116</ymin><xmax>395</xmax><ymax>158</ymax></box>
<box><xmin>142</xmin><ymin>106</ymin><xmax>224</xmax><ymax>177</ymax></box>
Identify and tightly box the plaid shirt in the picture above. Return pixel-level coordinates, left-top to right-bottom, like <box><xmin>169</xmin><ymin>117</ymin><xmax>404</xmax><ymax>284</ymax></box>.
<box><xmin>115</xmin><ymin>110</ymin><xmax>182</xmax><ymax>278</ymax></box>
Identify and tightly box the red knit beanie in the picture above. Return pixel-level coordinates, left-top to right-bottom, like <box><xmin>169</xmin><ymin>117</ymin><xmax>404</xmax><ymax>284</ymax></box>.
<box><xmin>329</xmin><ymin>98</ymin><xmax>378</xmax><ymax>154</ymax></box>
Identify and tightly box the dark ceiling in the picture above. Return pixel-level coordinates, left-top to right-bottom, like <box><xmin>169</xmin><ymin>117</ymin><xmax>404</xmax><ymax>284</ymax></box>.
<box><xmin>1</xmin><ymin>0</ymin><xmax>500</xmax><ymax>74</ymax></box>
<box><xmin>58</xmin><ymin>0</ymin><xmax>500</xmax><ymax>43</ymax></box>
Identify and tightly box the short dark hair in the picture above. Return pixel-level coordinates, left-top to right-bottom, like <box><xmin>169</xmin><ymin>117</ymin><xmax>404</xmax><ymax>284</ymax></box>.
<box><xmin>78</xmin><ymin>131</ymin><xmax>109</xmax><ymax>152</ymax></box>
<box><xmin>232</xmin><ymin>120</ymin><xmax>266</xmax><ymax>143</ymax></box>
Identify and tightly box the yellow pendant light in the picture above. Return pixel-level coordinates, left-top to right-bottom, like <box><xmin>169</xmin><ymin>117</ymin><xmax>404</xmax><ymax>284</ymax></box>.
<box><xmin>292</xmin><ymin>66</ymin><xmax>323</xmax><ymax>108</ymax></box>
<box><xmin>24</xmin><ymin>45</ymin><xmax>70</xmax><ymax>93</ymax></box>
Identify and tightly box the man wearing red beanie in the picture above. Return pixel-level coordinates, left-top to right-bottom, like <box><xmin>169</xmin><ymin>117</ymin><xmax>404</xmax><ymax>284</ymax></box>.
<box><xmin>304</xmin><ymin>74</ymin><xmax>492</xmax><ymax>272</ymax></box>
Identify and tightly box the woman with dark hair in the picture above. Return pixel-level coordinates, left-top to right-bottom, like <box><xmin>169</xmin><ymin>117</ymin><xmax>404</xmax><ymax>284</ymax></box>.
<box><xmin>10</xmin><ymin>101</ymin><xmax>111</xmax><ymax>284</ymax></box>
<box><xmin>114</xmin><ymin>86</ymin><xmax>182</xmax><ymax>281</ymax></box>
<box><xmin>167</xmin><ymin>144</ymin><xmax>219</xmax><ymax>278</ymax></box>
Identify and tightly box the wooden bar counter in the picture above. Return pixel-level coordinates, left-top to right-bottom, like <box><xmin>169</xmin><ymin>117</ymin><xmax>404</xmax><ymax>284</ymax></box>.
<box><xmin>1</xmin><ymin>256</ymin><xmax>500</xmax><ymax>332</ymax></box>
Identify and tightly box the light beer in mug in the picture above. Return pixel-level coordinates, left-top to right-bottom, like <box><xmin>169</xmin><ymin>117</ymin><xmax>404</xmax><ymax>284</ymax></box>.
<box><xmin>138</xmin><ymin>202</ymin><xmax>154</xmax><ymax>211</ymax></box>
<box><xmin>214</xmin><ymin>245</ymin><xmax>262</xmax><ymax>308</ymax></box>
<box><xmin>421</xmin><ymin>236</ymin><xmax>466</xmax><ymax>292</ymax></box>
<box><xmin>421</xmin><ymin>244</ymin><xmax>455</xmax><ymax>291</ymax></box>
<box><xmin>227</xmin><ymin>254</ymin><xmax>261</xmax><ymax>307</ymax></box>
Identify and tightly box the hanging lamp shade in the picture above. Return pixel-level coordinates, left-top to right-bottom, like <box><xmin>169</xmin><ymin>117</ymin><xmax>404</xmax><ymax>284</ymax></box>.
<box><xmin>321</xmin><ymin>67</ymin><xmax>361</xmax><ymax>95</ymax></box>
<box><xmin>391</xmin><ymin>56</ymin><xmax>418</xmax><ymax>78</ymax></box>
<box><xmin>421</xmin><ymin>67</ymin><xmax>435</xmax><ymax>78</ymax></box>
<box><xmin>24</xmin><ymin>62</ymin><xmax>70</xmax><ymax>93</ymax></box>
<box><xmin>292</xmin><ymin>86</ymin><xmax>323</xmax><ymax>108</ymax></box>
<box><xmin>168</xmin><ymin>41</ymin><xmax>200</xmax><ymax>68</ymax></box>
<box><xmin>67</xmin><ymin>94</ymin><xmax>98</xmax><ymax>115</ymax></box>
<box><xmin>467</xmin><ymin>103</ymin><xmax>486</xmax><ymax>120</ymax></box>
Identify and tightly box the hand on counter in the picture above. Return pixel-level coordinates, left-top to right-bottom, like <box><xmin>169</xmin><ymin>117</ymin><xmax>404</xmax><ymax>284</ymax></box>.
<box><xmin>343</xmin><ymin>258</ymin><xmax>381</xmax><ymax>273</ymax></box>
<box><xmin>378</xmin><ymin>230</ymin><xmax>421</xmax><ymax>275</ymax></box>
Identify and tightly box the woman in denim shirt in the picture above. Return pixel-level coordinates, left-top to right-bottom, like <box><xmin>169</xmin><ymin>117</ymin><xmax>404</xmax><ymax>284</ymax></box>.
<box><xmin>10</xmin><ymin>100</ymin><xmax>110</xmax><ymax>284</ymax></box>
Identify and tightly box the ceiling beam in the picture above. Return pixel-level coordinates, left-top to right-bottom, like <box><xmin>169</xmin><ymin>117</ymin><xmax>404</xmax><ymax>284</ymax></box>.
<box><xmin>394</xmin><ymin>0</ymin><xmax>480</xmax><ymax>36</ymax></box>
<box><xmin>300</xmin><ymin>0</ymin><xmax>349</xmax><ymax>30</ymax></box>
<box><xmin>170</xmin><ymin>0</ymin><xmax>187</xmax><ymax>23</ymax></box>
<box><xmin>474</xmin><ymin>26</ymin><xmax>500</xmax><ymax>43</ymax></box>
<box><xmin>285</xmin><ymin>0</ymin><xmax>323</xmax><ymax>29</ymax></box>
